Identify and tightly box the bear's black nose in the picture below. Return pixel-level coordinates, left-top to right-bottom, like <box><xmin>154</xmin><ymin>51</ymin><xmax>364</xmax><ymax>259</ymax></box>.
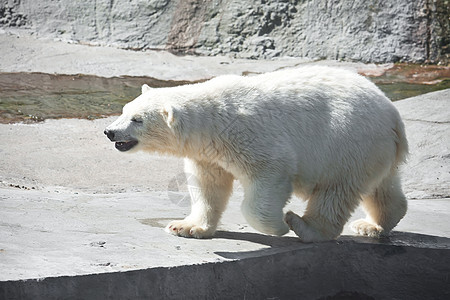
<box><xmin>104</xmin><ymin>129</ymin><xmax>115</xmax><ymax>141</ymax></box>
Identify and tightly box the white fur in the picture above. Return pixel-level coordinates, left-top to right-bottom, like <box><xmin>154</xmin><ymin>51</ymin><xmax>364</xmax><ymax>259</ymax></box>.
<box><xmin>106</xmin><ymin>66</ymin><xmax>408</xmax><ymax>242</ymax></box>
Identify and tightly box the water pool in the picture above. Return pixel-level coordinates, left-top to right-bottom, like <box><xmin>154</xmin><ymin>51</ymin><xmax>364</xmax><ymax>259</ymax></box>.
<box><xmin>0</xmin><ymin>64</ymin><xmax>448</xmax><ymax>124</ymax></box>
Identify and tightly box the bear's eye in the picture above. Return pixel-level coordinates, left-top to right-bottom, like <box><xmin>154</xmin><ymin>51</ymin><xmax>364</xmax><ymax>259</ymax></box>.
<box><xmin>131</xmin><ymin>117</ymin><xmax>143</xmax><ymax>124</ymax></box>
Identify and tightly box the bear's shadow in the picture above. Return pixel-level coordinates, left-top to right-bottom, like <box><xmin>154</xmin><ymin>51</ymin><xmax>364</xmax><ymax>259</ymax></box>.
<box><xmin>212</xmin><ymin>230</ymin><xmax>317</xmax><ymax>259</ymax></box>
<box><xmin>212</xmin><ymin>230</ymin><xmax>450</xmax><ymax>260</ymax></box>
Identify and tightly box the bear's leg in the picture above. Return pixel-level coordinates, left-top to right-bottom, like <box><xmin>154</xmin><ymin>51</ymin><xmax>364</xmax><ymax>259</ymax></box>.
<box><xmin>241</xmin><ymin>174</ymin><xmax>291</xmax><ymax>236</ymax></box>
<box><xmin>166</xmin><ymin>159</ymin><xmax>234</xmax><ymax>238</ymax></box>
<box><xmin>285</xmin><ymin>185</ymin><xmax>359</xmax><ymax>242</ymax></box>
<box><xmin>351</xmin><ymin>172</ymin><xmax>407</xmax><ymax>237</ymax></box>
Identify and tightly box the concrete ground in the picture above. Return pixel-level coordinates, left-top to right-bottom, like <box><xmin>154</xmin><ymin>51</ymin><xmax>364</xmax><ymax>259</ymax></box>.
<box><xmin>0</xmin><ymin>33</ymin><xmax>449</xmax><ymax>299</ymax></box>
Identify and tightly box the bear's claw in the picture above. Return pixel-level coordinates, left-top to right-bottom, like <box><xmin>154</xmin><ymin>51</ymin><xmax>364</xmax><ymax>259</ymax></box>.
<box><xmin>165</xmin><ymin>220</ymin><xmax>214</xmax><ymax>239</ymax></box>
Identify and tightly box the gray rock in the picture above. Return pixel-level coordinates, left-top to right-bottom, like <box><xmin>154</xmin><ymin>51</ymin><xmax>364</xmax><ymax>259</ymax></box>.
<box><xmin>395</xmin><ymin>89</ymin><xmax>450</xmax><ymax>199</ymax></box>
<box><xmin>1</xmin><ymin>0</ymin><xmax>447</xmax><ymax>63</ymax></box>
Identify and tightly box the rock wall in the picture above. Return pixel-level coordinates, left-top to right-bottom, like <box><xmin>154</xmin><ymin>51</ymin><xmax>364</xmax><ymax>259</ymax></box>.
<box><xmin>1</xmin><ymin>0</ymin><xmax>448</xmax><ymax>64</ymax></box>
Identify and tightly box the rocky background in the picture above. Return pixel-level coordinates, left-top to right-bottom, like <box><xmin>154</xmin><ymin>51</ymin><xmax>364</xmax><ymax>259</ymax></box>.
<box><xmin>0</xmin><ymin>0</ymin><xmax>448</xmax><ymax>64</ymax></box>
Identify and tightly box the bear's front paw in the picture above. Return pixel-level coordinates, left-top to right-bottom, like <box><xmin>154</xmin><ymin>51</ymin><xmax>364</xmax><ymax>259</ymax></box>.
<box><xmin>165</xmin><ymin>220</ymin><xmax>215</xmax><ymax>239</ymax></box>
<box><xmin>350</xmin><ymin>219</ymin><xmax>384</xmax><ymax>238</ymax></box>
<box><xmin>284</xmin><ymin>211</ymin><xmax>298</xmax><ymax>230</ymax></box>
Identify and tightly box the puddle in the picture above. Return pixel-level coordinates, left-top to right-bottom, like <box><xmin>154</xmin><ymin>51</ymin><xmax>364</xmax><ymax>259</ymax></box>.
<box><xmin>362</xmin><ymin>63</ymin><xmax>450</xmax><ymax>101</ymax></box>
<box><xmin>0</xmin><ymin>73</ymin><xmax>193</xmax><ymax>124</ymax></box>
<box><xmin>373</xmin><ymin>80</ymin><xmax>450</xmax><ymax>101</ymax></box>
<box><xmin>0</xmin><ymin>64</ymin><xmax>448</xmax><ymax>124</ymax></box>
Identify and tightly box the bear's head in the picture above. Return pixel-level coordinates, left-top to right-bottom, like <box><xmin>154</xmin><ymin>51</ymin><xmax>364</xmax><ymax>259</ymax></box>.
<box><xmin>104</xmin><ymin>84</ymin><xmax>179</xmax><ymax>153</ymax></box>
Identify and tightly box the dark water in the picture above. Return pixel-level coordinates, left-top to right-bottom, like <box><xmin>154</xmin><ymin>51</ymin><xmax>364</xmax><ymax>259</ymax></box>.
<box><xmin>0</xmin><ymin>73</ymin><xmax>192</xmax><ymax>124</ymax></box>
<box><xmin>375</xmin><ymin>80</ymin><xmax>450</xmax><ymax>101</ymax></box>
<box><xmin>366</xmin><ymin>63</ymin><xmax>450</xmax><ymax>101</ymax></box>
<box><xmin>0</xmin><ymin>65</ymin><xmax>448</xmax><ymax>124</ymax></box>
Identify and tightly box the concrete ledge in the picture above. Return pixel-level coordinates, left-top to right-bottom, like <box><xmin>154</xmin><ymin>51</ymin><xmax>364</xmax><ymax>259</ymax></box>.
<box><xmin>1</xmin><ymin>232</ymin><xmax>449</xmax><ymax>299</ymax></box>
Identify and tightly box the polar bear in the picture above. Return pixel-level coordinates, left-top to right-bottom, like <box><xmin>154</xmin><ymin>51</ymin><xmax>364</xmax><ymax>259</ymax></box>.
<box><xmin>104</xmin><ymin>66</ymin><xmax>408</xmax><ymax>242</ymax></box>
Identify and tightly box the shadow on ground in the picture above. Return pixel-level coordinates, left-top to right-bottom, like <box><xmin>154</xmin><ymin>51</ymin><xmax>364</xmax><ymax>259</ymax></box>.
<box><xmin>213</xmin><ymin>230</ymin><xmax>449</xmax><ymax>260</ymax></box>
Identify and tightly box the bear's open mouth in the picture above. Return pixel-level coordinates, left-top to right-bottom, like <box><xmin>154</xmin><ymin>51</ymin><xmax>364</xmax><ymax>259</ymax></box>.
<box><xmin>115</xmin><ymin>140</ymin><xmax>138</xmax><ymax>152</ymax></box>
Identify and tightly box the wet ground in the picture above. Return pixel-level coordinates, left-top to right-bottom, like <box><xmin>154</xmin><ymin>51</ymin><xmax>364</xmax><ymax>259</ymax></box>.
<box><xmin>0</xmin><ymin>73</ymin><xmax>192</xmax><ymax>124</ymax></box>
<box><xmin>0</xmin><ymin>64</ymin><xmax>448</xmax><ymax>124</ymax></box>
<box><xmin>364</xmin><ymin>63</ymin><xmax>450</xmax><ymax>101</ymax></box>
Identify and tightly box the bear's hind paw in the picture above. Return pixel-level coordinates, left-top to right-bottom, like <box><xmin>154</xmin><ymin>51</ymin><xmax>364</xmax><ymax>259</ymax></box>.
<box><xmin>165</xmin><ymin>220</ymin><xmax>214</xmax><ymax>239</ymax></box>
<box><xmin>350</xmin><ymin>219</ymin><xmax>384</xmax><ymax>238</ymax></box>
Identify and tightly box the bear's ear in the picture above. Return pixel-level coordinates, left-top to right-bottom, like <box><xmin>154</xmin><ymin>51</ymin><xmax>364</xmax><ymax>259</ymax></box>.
<box><xmin>160</xmin><ymin>105</ymin><xmax>177</xmax><ymax>128</ymax></box>
<box><xmin>141</xmin><ymin>84</ymin><xmax>152</xmax><ymax>94</ymax></box>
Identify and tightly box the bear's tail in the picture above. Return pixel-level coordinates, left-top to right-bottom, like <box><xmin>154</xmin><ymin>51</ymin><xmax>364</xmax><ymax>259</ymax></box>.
<box><xmin>393</xmin><ymin>117</ymin><xmax>409</xmax><ymax>168</ymax></box>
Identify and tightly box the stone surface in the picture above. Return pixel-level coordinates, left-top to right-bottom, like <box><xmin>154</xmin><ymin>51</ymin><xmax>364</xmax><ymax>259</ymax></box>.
<box><xmin>0</xmin><ymin>32</ymin><xmax>307</xmax><ymax>80</ymax></box>
<box><xmin>395</xmin><ymin>89</ymin><xmax>450</xmax><ymax>200</ymax></box>
<box><xmin>0</xmin><ymin>0</ymin><xmax>448</xmax><ymax>63</ymax></box>
<box><xmin>0</xmin><ymin>32</ymin><xmax>393</xmax><ymax>81</ymax></box>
